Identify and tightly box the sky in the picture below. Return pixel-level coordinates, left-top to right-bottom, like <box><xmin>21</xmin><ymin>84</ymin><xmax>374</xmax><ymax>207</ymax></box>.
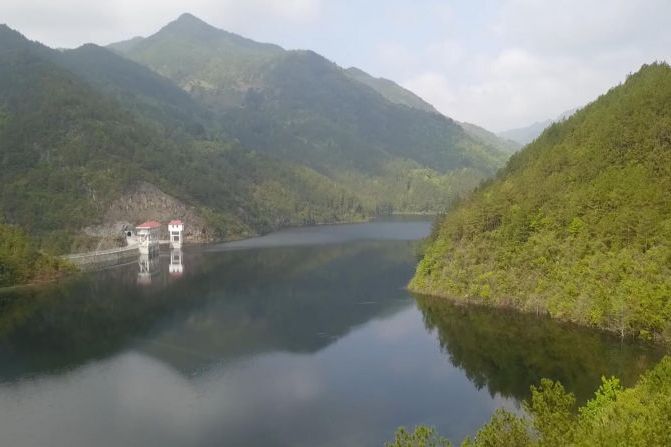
<box><xmin>2</xmin><ymin>0</ymin><xmax>670</xmax><ymax>131</ymax></box>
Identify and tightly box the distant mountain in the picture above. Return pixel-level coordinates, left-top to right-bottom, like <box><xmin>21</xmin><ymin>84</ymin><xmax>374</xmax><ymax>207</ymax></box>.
<box><xmin>342</xmin><ymin>67</ymin><xmax>519</xmax><ymax>155</ymax></box>
<box><xmin>458</xmin><ymin>121</ymin><xmax>521</xmax><ymax>154</ymax></box>
<box><xmin>411</xmin><ymin>62</ymin><xmax>671</xmax><ymax>341</ymax></box>
<box><xmin>109</xmin><ymin>13</ymin><xmax>508</xmax><ymax>210</ymax></box>
<box><xmin>498</xmin><ymin>108</ymin><xmax>577</xmax><ymax>145</ymax></box>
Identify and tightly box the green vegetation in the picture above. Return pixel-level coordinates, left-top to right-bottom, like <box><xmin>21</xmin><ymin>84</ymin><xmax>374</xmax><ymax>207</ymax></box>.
<box><xmin>0</xmin><ymin>25</ymin><xmax>367</xmax><ymax>256</ymax></box>
<box><xmin>0</xmin><ymin>223</ymin><xmax>71</xmax><ymax>287</ymax></box>
<box><xmin>343</xmin><ymin>66</ymin><xmax>438</xmax><ymax>113</ymax></box>
<box><xmin>411</xmin><ymin>63</ymin><xmax>671</xmax><ymax>341</ymax></box>
<box><xmin>110</xmin><ymin>14</ymin><xmax>508</xmax><ymax>212</ymax></box>
<box><xmin>388</xmin><ymin>356</ymin><xmax>671</xmax><ymax>446</ymax></box>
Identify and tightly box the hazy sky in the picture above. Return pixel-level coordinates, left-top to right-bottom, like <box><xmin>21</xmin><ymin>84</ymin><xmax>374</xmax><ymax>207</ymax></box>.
<box><xmin>2</xmin><ymin>0</ymin><xmax>670</xmax><ymax>131</ymax></box>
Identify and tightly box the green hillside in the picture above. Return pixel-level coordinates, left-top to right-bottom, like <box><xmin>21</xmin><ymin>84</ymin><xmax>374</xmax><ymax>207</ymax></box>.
<box><xmin>57</xmin><ymin>43</ymin><xmax>212</xmax><ymax>137</ymax></box>
<box><xmin>411</xmin><ymin>62</ymin><xmax>671</xmax><ymax>341</ymax></box>
<box><xmin>0</xmin><ymin>223</ymin><xmax>71</xmax><ymax>287</ymax></box>
<box><xmin>110</xmin><ymin>14</ymin><xmax>508</xmax><ymax>212</ymax></box>
<box><xmin>340</xmin><ymin>67</ymin><xmax>520</xmax><ymax>156</ymax></box>
<box><xmin>111</xmin><ymin>13</ymin><xmax>283</xmax><ymax>109</ymax></box>
<box><xmin>0</xmin><ymin>25</ymin><xmax>367</xmax><ymax>256</ymax></box>
<box><xmin>343</xmin><ymin>66</ymin><xmax>438</xmax><ymax>113</ymax></box>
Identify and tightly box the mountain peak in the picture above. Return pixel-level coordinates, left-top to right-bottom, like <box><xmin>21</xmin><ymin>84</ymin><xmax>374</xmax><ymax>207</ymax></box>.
<box><xmin>161</xmin><ymin>12</ymin><xmax>219</xmax><ymax>35</ymax></box>
<box><xmin>176</xmin><ymin>12</ymin><xmax>206</xmax><ymax>24</ymax></box>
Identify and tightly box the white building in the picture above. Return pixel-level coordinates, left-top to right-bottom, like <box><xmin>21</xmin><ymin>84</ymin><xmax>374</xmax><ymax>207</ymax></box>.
<box><xmin>168</xmin><ymin>220</ymin><xmax>184</xmax><ymax>248</ymax></box>
<box><xmin>136</xmin><ymin>220</ymin><xmax>161</xmax><ymax>254</ymax></box>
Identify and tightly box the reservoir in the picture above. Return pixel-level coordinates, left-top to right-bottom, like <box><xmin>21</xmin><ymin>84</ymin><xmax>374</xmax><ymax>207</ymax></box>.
<box><xmin>0</xmin><ymin>218</ymin><xmax>664</xmax><ymax>446</ymax></box>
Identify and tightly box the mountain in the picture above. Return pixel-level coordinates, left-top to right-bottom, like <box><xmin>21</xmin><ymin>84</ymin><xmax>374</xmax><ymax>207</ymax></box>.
<box><xmin>499</xmin><ymin>108</ymin><xmax>578</xmax><ymax>145</ymax></box>
<box><xmin>109</xmin><ymin>13</ymin><xmax>284</xmax><ymax>109</ymax></box>
<box><xmin>0</xmin><ymin>24</ymin><xmax>367</xmax><ymax>255</ymax></box>
<box><xmin>411</xmin><ymin>62</ymin><xmax>671</xmax><ymax>341</ymax></box>
<box><xmin>109</xmin><ymin>14</ymin><xmax>508</xmax><ymax>211</ymax></box>
<box><xmin>56</xmin><ymin>43</ymin><xmax>211</xmax><ymax>137</ymax></box>
<box><xmin>497</xmin><ymin>119</ymin><xmax>551</xmax><ymax>146</ymax></box>
<box><xmin>342</xmin><ymin>67</ymin><xmax>520</xmax><ymax>155</ymax></box>
<box><xmin>343</xmin><ymin>67</ymin><xmax>438</xmax><ymax>113</ymax></box>
<box><xmin>0</xmin><ymin>14</ymin><xmax>510</xmax><ymax>267</ymax></box>
<box><xmin>459</xmin><ymin>121</ymin><xmax>521</xmax><ymax>154</ymax></box>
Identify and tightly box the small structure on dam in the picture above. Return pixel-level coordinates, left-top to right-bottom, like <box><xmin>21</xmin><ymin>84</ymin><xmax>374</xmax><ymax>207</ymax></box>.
<box><xmin>168</xmin><ymin>220</ymin><xmax>184</xmax><ymax>248</ymax></box>
<box><xmin>135</xmin><ymin>220</ymin><xmax>161</xmax><ymax>254</ymax></box>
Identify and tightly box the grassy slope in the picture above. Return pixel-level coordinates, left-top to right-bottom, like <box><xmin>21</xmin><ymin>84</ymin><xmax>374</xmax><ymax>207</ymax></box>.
<box><xmin>411</xmin><ymin>63</ymin><xmax>671</xmax><ymax>341</ymax></box>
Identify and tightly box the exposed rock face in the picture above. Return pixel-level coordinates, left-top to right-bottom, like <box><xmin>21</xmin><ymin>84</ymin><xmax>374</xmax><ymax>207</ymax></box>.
<box><xmin>87</xmin><ymin>182</ymin><xmax>214</xmax><ymax>243</ymax></box>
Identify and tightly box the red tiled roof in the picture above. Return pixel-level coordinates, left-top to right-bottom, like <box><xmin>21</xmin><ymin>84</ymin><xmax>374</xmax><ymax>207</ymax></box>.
<box><xmin>137</xmin><ymin>220</ymin><xmax>161</xmax><ymax>229</ymax></box>
<box><xmin>169</xmin><ymin>220</ymin><xmax>183</xmax><ymax>225</ymax></box>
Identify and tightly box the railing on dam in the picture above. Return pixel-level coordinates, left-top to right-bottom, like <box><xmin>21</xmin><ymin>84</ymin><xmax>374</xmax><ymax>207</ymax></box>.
<box><xmin>63</xmin><ymin>244</ymin><xmax>140</xmax><ymax>270</ymax></box>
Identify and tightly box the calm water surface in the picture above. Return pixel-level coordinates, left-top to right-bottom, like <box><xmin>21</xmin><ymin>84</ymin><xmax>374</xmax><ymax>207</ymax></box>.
<box><xmin>0</xmin><ymin>219</ymin><xmax>665</xmax><ymax>446</ymax></box>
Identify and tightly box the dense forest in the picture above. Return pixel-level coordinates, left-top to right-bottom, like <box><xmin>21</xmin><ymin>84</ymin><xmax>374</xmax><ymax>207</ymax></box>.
<box><xmin>0</xmin><ymin>223</ymin><xmax>71</xmax><ymax>287</ymax></box>
<box><xmin>388</xmin><ymin>355</ymin><xmax>671</xmax><ymax>446</ymax></box>
<box><xmin>411</xmin><ymin>63</ymin><xmax>671</xmax><ymax>341</ymax></box>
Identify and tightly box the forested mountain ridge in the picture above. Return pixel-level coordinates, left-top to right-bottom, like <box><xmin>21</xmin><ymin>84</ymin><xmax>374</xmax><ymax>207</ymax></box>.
<box><xmin>109</xmin><ymin>13</ymin><xmax>509</xmax><ymax>208</ymax></box>
<box><xmin>343</xmin><ymin>66</ymin><xmax>438</xmax><ymax>113</ymax></box>
<box><xmin>339</xmin><ymin>67</ymin><xmax>519</xmax><ymax>155</ymax></box>
<box><xmin>411</xmin><ymin>62</ymin><xmax>671</xmax><ymax>341</ymax></box>
<box><xmin>0</xmin><ymin>24</ymin><xmax>367</xmax><ymax>254</ymax></box>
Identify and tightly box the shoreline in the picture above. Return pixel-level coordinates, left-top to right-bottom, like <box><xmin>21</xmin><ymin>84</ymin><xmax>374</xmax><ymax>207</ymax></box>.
<box><xmin>407</xmin><ymin>286</ymin><xmax>671</xmax><ymax>346</ymax></box>
<box><xmin>5</xmin><ymin>214</ymin><xmax>433</xmax><ymax>290</ymax></box>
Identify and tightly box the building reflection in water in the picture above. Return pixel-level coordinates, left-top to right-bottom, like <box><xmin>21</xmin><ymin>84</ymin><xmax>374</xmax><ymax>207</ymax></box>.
<box><xmin>137</xmin><ymin>252</ymin><xmax>160</xmax><ymax>285</ymax></box>
<box><xmin>169</xmin><ymin>248</ymin><xmax>184</xmax><ymax>278</ymax></box>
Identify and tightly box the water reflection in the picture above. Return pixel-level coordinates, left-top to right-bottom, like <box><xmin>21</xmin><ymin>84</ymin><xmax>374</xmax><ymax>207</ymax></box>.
<box><xmin>414</xmin><ymin>294</ymin><xmax>666</xmax><ymax>403</ymax></box>
<box><xmin>0</xmin><ymin>239</ymin><xmax>417</xmax><ymax>381</ymax></box>
<box><xmin>169</xmin><ymin>248</ymin><xmax>184</xmax><ymax>277</ymax></box>
<box><xmin>137</xmin><ymin>252</ymin><xmax>160</xmax><ymax>285</ymax></box>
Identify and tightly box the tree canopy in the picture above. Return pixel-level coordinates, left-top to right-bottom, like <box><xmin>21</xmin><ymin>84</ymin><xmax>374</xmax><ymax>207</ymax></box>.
<box><xmin>411</xmin><ymin>62</ymin><xmax>671</xmax><ymax>341</ymax></box>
